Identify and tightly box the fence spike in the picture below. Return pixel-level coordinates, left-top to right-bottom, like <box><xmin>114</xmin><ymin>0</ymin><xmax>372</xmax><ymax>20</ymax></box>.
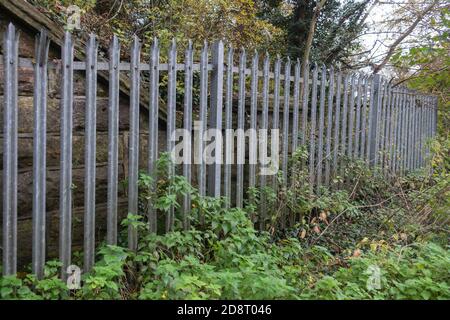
<box><xmin>324</xmin><ymin>66</ymin><xmax>335</xmax><ymax>185</ymax></box>
<box><xmin>198</xmin><ymin>40</ymin><xmax>208</xmax><ymax>205</ymax></box>
<box><xmin>32</xmin><ymin>29</ymin><xmax>50</xmax><ymax>279</ymax></box>
<box><xmin>207</xmin><ymin>40</ymin><xmax>224</xmax><ymax>197</ymax></box>
<box><xmin>165</xmin><ymin>37</ymin><xmax>177</xmax><ymax>231</ymax></box>
<box><xmin>316</xmin><ymin>64</ymin><xmax>327</xmax><ymax>189</ymax></box>
<box><xmin>403</xmin><ymin>88</ymin><xmax>410</xmax><ymax>173</ymax></box>
<box><xmin>347</xmin><ymin>74</ymin><xmax>356</xmax><ymax>158</ymax></box>
<box><xmin>309</xmin><ymin>63</ymin><xmax>319</xmax><ymax>189</ymax></box>
<box><xmin>271</xmin><ymin>55</ymin><xmax>281</xmax><ymax>193</ymax></box>
<box><xmin>384</xmin><ymin>84</ymin><xmax>393</xmax><ymax>173</ymax></box>
<box><xmin>128</xmin><ymin>35</ymin><xmax>141</xmax><ymax>245</ymax></box>
<box><xmin>339</xmin><ymin>73</ymin><xmax>350</xmax><ymax>178</ymax></box>
<box><xmin>292</xmin><ymin>59</ymin><xmax>301</xmax><ymax>153</ymax></box>
<box><xmin>354</xmin><ymin>74</ymin><xmax>363</xmax><ymax>159</ymax></box>
<box><xmin>248</xmin><ymin>50</ymin><xmax>259</xmax><ymax>198</ymax></box>
<box><xmin>300</xmin><ymin>62</ymin><xmax>310</xmax><ymax>148</ymax></box>
<box><xmin>397</xmin><ymin>87</ymin><xmax>406</xmax><ymax>174</ymax></box>
<box><xmin>259</xmin><ymin>53</ymin><xmax>270</xmax><ymax>230</ymax></box>
<box><xmin>332</xmin><ymin>68</ymin><xmax>342</xmax><ymax>178</ymax></box>
<box><xmin>3</xmin><ymin>23</ymin><xmax>19</xmax><ymax>276</ymax></box>
<box><xmin>84</xmin><ymin>33</ymin><xmax>98</xmax><ymax>272</ymax></box>
<box><xmin>236</xmin><ymin>47</ymin><xmax>246</xmax><ymax>208</ymax></box>
<box><xmin>282</xmin><ymin>57</ymin><xmax>291</xmax><ymax>188</ymax></box>
<box><xmin>417</xmin><ymin>97</ymin><xmax>424</xmax><ymax>168</ymax></box>
<box><xmin>379</xmin><ymin>80</ymin><xmax>389</xmax><ymax>171</ymax></box>
<box><xmin>281</xmin><ymin>57</ymin><xmax>291</xmax><ymax>227</ymax></box>
<box><xmin>183</xmin><ymin>39</ymin><xmax>194</xmax><ymax>229</ymax></box>
<box><xmin>59</xmin><ymin>31</ymin><xmax>74</xmax><ymax>280</ymax></box>
<box><xmin>391</xmin><ymin>88</ymin><xmax>399</xmax><ymax>173</ymax></box>
<box><xmin>148</xmin><ymin>37</ymin><xmax>160</xmax><ymax>233</ymax></box>
<box><xmin>224</xmin><ymin>45</ymin><xmax>234</xmax><ymax>208</ymax></box>
<box><xmin>107</xmin><ymin>35</ymin><xmax>120</xmax><ymax>245</ymax></box>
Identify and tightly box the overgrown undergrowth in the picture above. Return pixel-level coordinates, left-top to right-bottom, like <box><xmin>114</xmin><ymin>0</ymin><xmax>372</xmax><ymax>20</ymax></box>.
<box><xmin>1</xmin><ymin>138</ymin><xmax>449</xmax><ymax>300</ymax></box>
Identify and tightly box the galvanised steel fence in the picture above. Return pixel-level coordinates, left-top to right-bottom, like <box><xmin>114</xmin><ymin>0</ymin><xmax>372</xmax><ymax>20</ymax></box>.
<box><xmin>1</xmin><ymin>24</ymin><xmax>438</xmax><ymax>278</ymax></box>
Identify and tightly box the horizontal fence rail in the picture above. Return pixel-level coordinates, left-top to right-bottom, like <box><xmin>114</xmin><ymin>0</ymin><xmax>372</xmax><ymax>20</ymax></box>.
<box><xmin>0</xmin><ymin>25</ymin><xmax>438</xmax><ymax>278</ymax></box>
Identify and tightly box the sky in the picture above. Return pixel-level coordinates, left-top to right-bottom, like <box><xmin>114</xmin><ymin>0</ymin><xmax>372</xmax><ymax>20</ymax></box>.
<box><xmin>359</xmin><ymin>0</ymin><xmax>441</xmax><ymax>75</ymax></box>
<box><xmin>360</xmin><ymin>1</ymin><xmax>397</xmax><ymax>74</ymax></box>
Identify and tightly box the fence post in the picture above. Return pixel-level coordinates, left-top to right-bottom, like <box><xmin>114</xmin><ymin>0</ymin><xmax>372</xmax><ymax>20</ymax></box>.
<box><xmin>166</xmin><ymin>38</ymin><xmax>176</xmax><ymax>232</ymax></box>
<box><xmin>395</xmin><ymin>89</ymin><xmax>404</xmax><ymax>174</ymax></box>
<box><xmin>403</xmin><ymin>89</ymin><xmax>411</xmax><ymax>172</ymax></box>
<box><xmin>417</xmin><ymin>97</ymin><xmax>424</xmax><ymax>168</ymax></box>
<box><xmin>282</xmin><ymin>57</ymin><xmax>291</xmax><ymax>227</ymax></box>
<box><xmin>433</xmin><ymin>97</ymin><xmax>438</xmax><ymax>136</ymax></box>
<box><xmin>347</xmin><ymin>74</ymin><xmax>356</xmax><ymax>158</ymax></box>
<box><xmin>384</xmin><ymin>84</ymin><xmax>393</xmax><ymax>173</ymax></box>
<box><xmin>236</xmin><ymin>48</ymin><xmax>246</xmax><ymax>208</ymax></box>
<box><xmin>354</xmin><ymin>75</ymin><xmax>363</xmax><ymax>159</ymax></box>
<box><xmin>407</xmin><ymin>91</ymin><xmax>414</xmax><ymax>171</ymax></box>
<box><xmin>59</xmin><ymin>31</ymin><xmax>74</xmax><ymax>280</ymax></box>
<box><xmin>128</xmin><ymin>35</ymin><xmax>141</xmax><ymax>245</ymax></box>
<box><xmin>249</xmin><ymin>51</ymin><xmax>259</xmax><ymax>195</ymax></box>
<box><xmin>308</xmin><ymin>64</ymin><xmax>319</xmax><ymax>188</ymax></box>
<box><xmin>148</xmin><ymin>38</ymin><xmax>160</xmax><ymax>233</ymax></box>
<box><xmin>198</xmin><ymin>41</ymin><xmax>208</xmax><ymax>200</ymax></box>
<box><xmin>368</xmin><ymin>74</ymin><xmax>382</xmax><ymax>166</ymax></box>
<box><xmin>107</xmin><ymin>35</ymin><xmax>120</xmax><ymax>244</ymax></box>
<box><xmin>2</xmin><ymin>23</ymin><xmax>19</xmax><ymax>276</ymax></box>
<box><xmin>316</xmin><ymin>64</ymin><xmax>327</xmax><ymax>188</ymax></box>
<box><xmin>332</xmin><ymin>69</ymin><xmax>342</xmax><ymax>176</ymax></box>
<box><xmin>417</xmin><ymin>97</ymin><xmax>423</xmax><ymax>169</ymax></box>
<box><xmin>207</xmin><ymin>40</ymin><xmax>224</xmax><ymax>197</ymax></box>
<box><xmin>412</xmin><ymin>93</ymin><xmax>418</xmax><ymax>169</ymax></box>
<box><xmin>300</xmin><ymin>62</ymin><xmax>310</xmax><ymax>148</ymax></box>
<box><xmin>259</xmin><ymin>53</ymin><xmax>270</xmax><ymax>230</ymax></box>
<box><xmin>324</xmin><ymin>66</ymin><xmax>334</xmax><ymax>185</ymax></box>
<box><xmin>360</xmin><ymin>76</ymin><xmax>369</xmax><ymax>161</ymax></box>
<box><xmin>339</xmin><ymin>74</ymin><xmax>349</xmax><ymax>175</ymax></box>
<box><xmin>183</xmin><ymin>40</ymin><xmax>194</xmax><ymax>229</ymax></box>
<box><xmin>224</xmin><ymin>46</ymin><xmax>234</xmax><ymax>208</ymax></box>
<box><xmin>270</xmin><ymin>56</ymin><xmax>281</xmax><ymax>195</ymax></box>
<box><xmin>292</xmin><ymin>59</ymin><xmax>301</xmax><ymax>153</ymax></box>
<box><xmin>378</xmin><ymin>81</ymin><xmax>389</xmax><ymax>174</ymax></box>
<box><xmin>282</xmin><ymin>58</ymin><xmax>291</xmax><ymax>189</ymax></box>
<box><xmin>84</xmin><ymin>34</ymin><xmax>98</xmax><ymax>272</ymax></box>
<box><xmin>32</xmin><ymin>29</ymin><xmax>50</xmax><ymax>279</ymax></box>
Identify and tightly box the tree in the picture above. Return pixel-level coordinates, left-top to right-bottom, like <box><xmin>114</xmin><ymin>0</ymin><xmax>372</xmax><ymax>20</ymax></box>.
<box><xmin>372</xmin><ymin>0</ymin><xmax>439</xmax><ymax>73</ymax></box>
<box><xmin>257</xmin><ymin>0</ymin><xmax>373</xmax><ymax>66</ymax></box>
<box><xmin>30</xmin><ymin>0</ymin><xmax>285</xmax><ymax>55</ymax></box>
<box><xmin>302</xmin><ymin>0</ymin><xmax>327</xmax><ymax>68</ymax></box>
<box><xmin>389</xmin><ymin>5</ymin><xmax>449</xmax><ymax>134</ymax></box>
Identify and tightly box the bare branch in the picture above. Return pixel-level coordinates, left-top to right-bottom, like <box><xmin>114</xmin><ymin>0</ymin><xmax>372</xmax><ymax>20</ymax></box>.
<box><xmin>372</xmin><ymin>0</ymin><xmax>438</xmax><ymax>73</ymax></box>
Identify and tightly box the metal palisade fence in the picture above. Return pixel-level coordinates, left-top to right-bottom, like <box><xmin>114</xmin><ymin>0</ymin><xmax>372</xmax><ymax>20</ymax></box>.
<box><xmin>1</xmin><ymin>25</ymin><xmax>438</xmax><ymax>278</ymax></box>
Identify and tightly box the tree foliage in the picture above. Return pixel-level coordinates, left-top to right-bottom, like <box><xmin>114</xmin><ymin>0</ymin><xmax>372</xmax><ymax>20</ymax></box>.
<box><xmin>257</xmin><ymin>0</ymin><xmax>372</xmax><ymax>66</ymax></box>
<box><xmin>390</xmin><ymin>6</ymin><xmax>449</xmax><ymax>134</ymax></box>
<box><xmin>31</xmin><ymin>0</ymin><xmax>375</xmax><ymax>65</ymax></box>
<box><xmin>31</xmin><ymin>0</ymin><xmax>285</xmax><ymax>54</ymax></box>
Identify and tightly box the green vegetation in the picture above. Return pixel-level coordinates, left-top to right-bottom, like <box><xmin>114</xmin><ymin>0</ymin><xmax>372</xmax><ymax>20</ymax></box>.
<box><xmin>28</xmin><ymin>0</ymin><xmax>371</xmax><ymax>64</ymax></box>
<box><xmin>391</xmin><ymin>6</ymin><xmax>449</xmax><ymax>135</ymax></box>
<box><xmin>1</xmin><ymin>141</ymin><xmax>448</xmax><ymax>300</ymax></box>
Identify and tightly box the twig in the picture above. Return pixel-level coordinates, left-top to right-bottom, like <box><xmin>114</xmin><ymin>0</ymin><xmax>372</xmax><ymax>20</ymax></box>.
<box><xmin>311</xmin><ymin>194</ymin><xmax>399</xmax><ymax>244</ymax></box>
